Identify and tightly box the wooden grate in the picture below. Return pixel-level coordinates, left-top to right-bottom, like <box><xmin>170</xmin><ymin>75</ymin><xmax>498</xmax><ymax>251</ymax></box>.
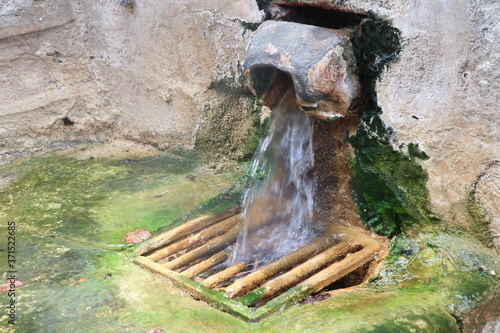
<box><xmin>134</xmin><ymin>209</ymin><xmax>387</xmax><ymax>322</ymax></box>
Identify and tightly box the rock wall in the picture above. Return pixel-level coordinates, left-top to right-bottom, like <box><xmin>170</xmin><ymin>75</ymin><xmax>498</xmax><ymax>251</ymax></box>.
<box><xmin>370</xmin><ymin>0</ymin><xmax>498</xmax><ymax>238</ymax></box>
<box><xmin>0</xmin><ymin>0</ymin><xmax>262</xmax><ymax>162</ymax></box>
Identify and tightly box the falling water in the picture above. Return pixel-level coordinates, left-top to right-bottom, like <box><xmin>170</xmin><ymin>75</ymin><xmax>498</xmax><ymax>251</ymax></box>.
<box><xmin>229</xmin><ymin>88</ymin><xmax>319</xmax><ymax>267</ymax></box>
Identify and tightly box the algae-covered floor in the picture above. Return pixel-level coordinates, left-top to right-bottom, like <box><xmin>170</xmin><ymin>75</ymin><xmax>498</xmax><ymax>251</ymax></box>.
<box><xmin>1</xmin><ymin>143</ymin><xmax>499</xmax><ymax>332</ymax></box>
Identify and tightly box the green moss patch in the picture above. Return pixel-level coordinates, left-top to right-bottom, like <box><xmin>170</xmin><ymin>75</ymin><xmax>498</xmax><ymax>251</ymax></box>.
<box><xmin>0</xmin><ymin>145</ymin><xmax>498</xmax><ymax>332</ymax></box>
<box><xmin>348</xmin><ymin>110</ymin><xmax>432</xmax><ymax>236</ymax></box>
<box><xmin>0</xmin><ymin>147</ymin><xmax>248</xmax><ymax>332</ymax></box>
<box><xmin>348</xmin><ymin>17</ymin><xmax>432</xmax><ymax>236</ymax></box>
<box><xmin>0</xmin><ymin>150</ymin><xmax>239</xmax><ymax>247</ymax></box>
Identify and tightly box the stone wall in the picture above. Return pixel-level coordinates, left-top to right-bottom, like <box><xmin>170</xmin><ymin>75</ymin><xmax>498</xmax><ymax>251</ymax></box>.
<box><xmin>369</xmin><ymin>0</ymin><xmax>498</xmax><ymax>237</ymax></box>
<box><xmin>372</xmin><ymin>0</ymin><xmax>498</xmax><ymax>245</ymax></box>
<box><xmin>0</xmin><ymin>0</ymin><xmax>262</xmax><ymax>162</ymax></box>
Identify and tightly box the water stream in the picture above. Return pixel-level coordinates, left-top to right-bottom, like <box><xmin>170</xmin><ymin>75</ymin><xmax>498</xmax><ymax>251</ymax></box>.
<box><xmin>229</xmin><ymin>88</ymin><xmax>319</xmax><ymax>267</ymax></box>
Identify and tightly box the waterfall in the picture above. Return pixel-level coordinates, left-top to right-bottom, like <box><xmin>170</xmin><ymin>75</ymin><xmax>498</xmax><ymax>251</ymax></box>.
<box><xmin>229</xmin><ymin>88</ymin><xmax>318</xmax><ymax>267</ymax></box>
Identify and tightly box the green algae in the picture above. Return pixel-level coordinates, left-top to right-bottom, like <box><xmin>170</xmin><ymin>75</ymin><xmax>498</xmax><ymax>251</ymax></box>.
<box><xmin>351</xmin><ymin>17</ymin><xmax>402</xmax><ymax>96</ymax></box>
<box><xmin>258</xmin><ymin>287</ymin><xmax>459</xmax><ymax>333</ymax></box>
<box><xmin>407</xmin><ymin>143</ymin><xmax>430</xmax><ymax>161</ymax></box>
<box><xmin>1</xmin><ymin>146</ymin><xmax>499</xmax><ymax>332</ymax></box>
<box><xmin>0</xmin><ymin>147</ymin><xmax>250</xmax><ymax>332</ymax></box>
<box><xmin>0</xmin><ymin>151</ymin><xmax>238</xmax><ymax>247</ymax></box>
<box><xmin>94</xmin><ymin>170</ymin><xmax>237</xmax><ymax>244</ymax></box>
<box><xmin>8</xmin><ymin>238</ymin><xmax>249</xmax><ymax>333</ymax></box>
<box><xmin>348</xmin><ymin>17</ymin><xmax>432</xmax><ymax>237</ymax></box>
<box><xmin>235</xmin><ymin>287</ymin><xmax>266</xmax><ymax>307</ymax></box>
<box><xmin>348</xmin><ymin>128</ymin><xmax>431</xmax><ymax>236</ymax></box>
<box><xmin>13</xmin><ymin>244</ymin><xmax>123</xmax><ymax>333</ymax></box>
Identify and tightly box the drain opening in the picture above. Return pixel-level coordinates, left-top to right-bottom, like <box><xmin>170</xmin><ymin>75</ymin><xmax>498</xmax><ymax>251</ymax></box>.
<box><xmin>61</xmin><ymin>117</ymin><xmax>74</xmax><ymax>126</ymax></box>
<box><xmin>270</xmin><ymin>4</ymin><xmax>366</xmax><ymax>29</ymax></box>
<box><xmin>135</xmin><ymin>209</ymin><xmax>387</xmax><ymax>320</ymax></box>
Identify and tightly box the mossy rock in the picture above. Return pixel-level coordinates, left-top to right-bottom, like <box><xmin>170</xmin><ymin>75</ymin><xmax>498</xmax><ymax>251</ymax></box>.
<box><xmin>348</xmin><ymin>16</ymin><xmax>432</xmax><ymax>237</ymax></box>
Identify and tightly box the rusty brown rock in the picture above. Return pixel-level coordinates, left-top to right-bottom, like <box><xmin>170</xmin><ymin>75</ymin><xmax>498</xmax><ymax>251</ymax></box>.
<box><xmin>0</xmin><ymin>279</ymin><xmax>24</xmax><ymax>292</ymax></box>
<box><xmin>121</xmin><ymin>229</ymin><xmax>152</xmax><ymax>244</ymax></box>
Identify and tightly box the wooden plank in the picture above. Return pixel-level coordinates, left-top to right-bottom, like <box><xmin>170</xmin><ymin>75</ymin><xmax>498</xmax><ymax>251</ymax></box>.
<box><xmin>148</xmin><ymin>214</ymin><xmax>241</xmax><ymax>262</ymax></box>
<box><xmin>224</xmin><ymin>233</ymin><xmax>336</xmax><ymax>298</ymax></box>
<box><xmin>300</xmin><ymin>243</ymin><xmax>382</xmax><ymax>293</ymax></box>
<box><xmin>259</xmin><ymin>242</ymin><xmax>354</xmax><ymax>299</ymax></box>
<box><xmin>181</xmin><ymin>251</ymin><xmax>228</xmax><ymax>279</ymax></box>
<box><xmin>164</xmin><ymin>225</ymin><xmax>242</xmax><ymax>271</ymax></box>
<box><xmin>203</xmin><ymin>262</ymin><xmax>248</xmax><ymax>289</ymax></box>
<box><xmin>135</xmin><ymin>207</ymin><xmax>239</xmax><ymax>255</ymax></box>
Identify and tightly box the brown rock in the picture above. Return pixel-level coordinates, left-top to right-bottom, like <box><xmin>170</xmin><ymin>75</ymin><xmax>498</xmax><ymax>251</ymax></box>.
<box><xmin>0</xmin><ymin>279</ymin><xmax>24</xmax><ymax>292</ymax></box>
<box><xmin>121</xmin><ymin>229</ymin><xmax>152</xmax><ymax>244</ymax></box>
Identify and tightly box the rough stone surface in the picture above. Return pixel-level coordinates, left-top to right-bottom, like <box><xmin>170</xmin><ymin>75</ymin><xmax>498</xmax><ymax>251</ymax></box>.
<box><xmin>373</xmin><ymin>0</ymin><xmax>499</xmax><ymax>234</ymax></box>
<box><xmin>244</xmin><ymin>20</ymin><xmax>362</xmax><ymax>120</ymax></box>
<box><xmin>0</xmin><ymin>0</ymin><xmax>263</xmax><ymax>164</ymax></box>
<box><xmin>195</xmin><ymin>85</ymin><xmax>262</xmax><ymax>170</ymax></box>
<box><xmin>470</xmin><ymin>161</ymin><xmax>500</xmax><ymax>251</ymax></box>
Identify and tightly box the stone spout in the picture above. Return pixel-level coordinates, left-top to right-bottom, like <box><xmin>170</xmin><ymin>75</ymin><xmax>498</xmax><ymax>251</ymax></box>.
<box><xmin>244</xmin><ymin>21</ymin><xmax>362</xmax><ymax>121</ymax></box>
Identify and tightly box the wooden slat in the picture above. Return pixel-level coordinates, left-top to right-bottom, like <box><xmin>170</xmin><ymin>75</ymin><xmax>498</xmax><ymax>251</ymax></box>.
<box><xmin>300</xmin><ymin>244</ymin><xmax>382</xmax><ymax>293</ymax></box>
<box><xmin>203</xmin><ymin>262</ymin><xmax>248</xmax><ymax>289</ymax></box>
<box><xmin>164</xmin><ymin>226</ymin><xmax>242</xmax><ymax>271</ymax></box>
<box><xmin>181</xmin><ymin>251</ymin><xmax>228</xmax><ymax>279</ymax></box>
<box><xmin>259</xmin><ymin>242</ymin><xmax>354</xmax><ymax>299</ymax></box>
<box><xmin>148</xmin><ymin>214</ymin><xmax>241</xmax><ymax>262</ymax></box>
<box><xmin>135</xmin><ymin>207</ymin><xmax>239</xmax><ymax>255</ymax></box>
<box><xmin>224</xmin><ymin>233</ymin><xmax>336</xmax><ymax>298</ymax></box>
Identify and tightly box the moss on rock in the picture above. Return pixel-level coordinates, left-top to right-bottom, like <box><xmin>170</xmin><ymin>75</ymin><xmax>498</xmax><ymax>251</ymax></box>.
<box><xmin>348</xmin><ymin>17</ymin><xmax>432</xmax><ymax>236</ymax></box>
<box><xmin>196</xmin><ymin>65</ymin><xmax>266</xmax><ymax>169</ymax></box>
<box><xmin>348</xmin><ymin>109</ymin><xmax>432</xmax><ymax>236</ymax></box>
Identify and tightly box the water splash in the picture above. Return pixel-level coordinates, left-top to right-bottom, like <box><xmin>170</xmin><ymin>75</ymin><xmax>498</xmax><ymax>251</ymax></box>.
<box><xmin>229</xmin><ymin>88</ymin><xmax>318</xmax><ymax>267</ymax></box>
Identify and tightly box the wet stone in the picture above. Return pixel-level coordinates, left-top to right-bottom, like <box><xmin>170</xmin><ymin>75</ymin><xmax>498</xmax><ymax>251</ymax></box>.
<box><xmin>244</xmin><ymin>20</ymin><xmax>362</xmax><ymax>120</ymax></box>
<box><xmin>120</xmin><ymin>228</ymin><xmax>152</xmax><ymax>244</ymax></box>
